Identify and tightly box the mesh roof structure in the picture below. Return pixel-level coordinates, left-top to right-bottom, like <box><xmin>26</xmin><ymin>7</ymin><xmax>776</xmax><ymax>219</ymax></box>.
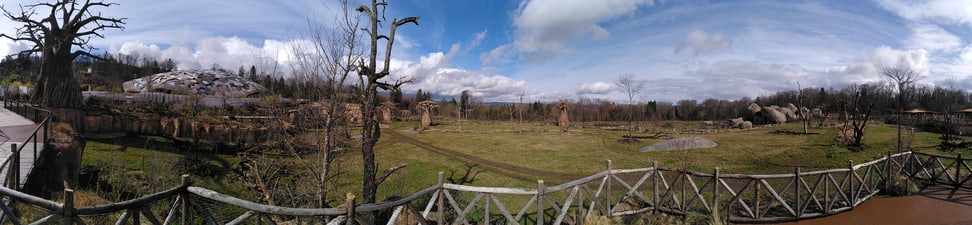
<box><xmin>122</xmin><ymin>70</ymin><xmax>266</xmax><ymax>97</ymax></box>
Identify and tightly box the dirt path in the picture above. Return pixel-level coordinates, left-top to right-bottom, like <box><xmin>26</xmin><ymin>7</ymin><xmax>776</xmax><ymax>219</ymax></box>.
<box><xmin>386</xmin><ymin>130</ymin><xmax>581</xmax><ymax>183</ymax></box>
<box><xmin>780</xmin><ymin>186</ymin><xmax>972</xmax><ymax>225</ymax></box>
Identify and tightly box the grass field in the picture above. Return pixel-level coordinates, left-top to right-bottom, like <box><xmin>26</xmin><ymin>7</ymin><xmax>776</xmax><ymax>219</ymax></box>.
<box><xmin>78</xmin><ymin>119</ymin><xmax>972</xmax><ymax>205</ymax></box>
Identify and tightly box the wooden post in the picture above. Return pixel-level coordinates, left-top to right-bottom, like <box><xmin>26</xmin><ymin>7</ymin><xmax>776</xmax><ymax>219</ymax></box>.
<box><xmin>576</xmin><ymin>187</ymin><xmax>584</xmax><ymax>225</ymax></box>
<box><xmin>12</xmin><ymin>143</ymin><xmax>19</xmax><ymax>190</ymax></box>
<box><xmin>712</xmin><ymin>167</ymin><xmax>720</xmax><ymax>216</ymax></box>
<box><xmin>63</xmin><ymin>189</ymin><xmax>74</xmax><ymax>225</ymax></box>
<box><xmin>825</xmin><ymin>175</ymin><xmax>830</xmax><ymax>214</ymax></box>
<box><xmin>794</xmin><ymin>167</ymin><xmax>801</xmax><ymax>220</ymax></box>
<box><xmin>754</xmin><ymin>179</ymin><xmax>761</xmax><ymax>219</ymax></box>
<box><xmin>437</xmin><ymin>172</ymin><xmax>444</xmax><ymax>225</ymax></box>
<box><xmin>346</xmin><ymin>193</ymin><xmax>356</xmax><ymax>225</ymax></box>
<box><xmin>537</xmin><ymin>180</ymin><xmax>545</xmax><ymax>225</ymax></box>
<box><xmin>8</xmin><ymin>143</ymin><xmax>16</xmax><ymax>189</ymax></box>
<box><xmin>652</xmin><ymin>161</ymin><xmax>659</xmax><ymax>213</ymax></box>
<box><xmin>43</xmin><ymin>119</ymin><xmax>49</xmax><ymax>154</ymax></box>
<box><xmin>181</xmin><ymin>174</ymin><xmax>191</xmax><ymax>225</ymax></box>
<box><xmin>956</xmin><ymin>153</ymin><xmax>963</xmax><ymax>187</ymax></box>
<box><xmin>886</xmin><ymin>151</ymin><xmax>892</xmax><ymax>193</ymax></box>
<box><xmin>605</xmin><ymin>160</ymin><xmax>611</xmax><ymax>214</ymax></box>
<box><xmin>849</xmin><ymin>160</ymin><xmax>855</xmax><ymax>208</ymax></box>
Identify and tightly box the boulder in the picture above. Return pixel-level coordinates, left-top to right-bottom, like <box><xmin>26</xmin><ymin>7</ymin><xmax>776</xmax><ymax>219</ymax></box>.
<box><xmin>741</xmin><ymin>121</ymin><xmax>753</xmax><ymax>129</ymax></box>
<box><xmin>762</xmin><ymin>106</ymin><xmax>787</xmax><ymax>124</ymax></box>
<box><xmin>778</xmin><ymin>107</ymin><xmax>799</xmax><ymax>121</ymax></box>
<box><xmin>748</xmin><ymin>103</ymin><xmax>762</xmax><ymax>114</ymax></box>
<box><xmin>728</xmin><ymin>117</ymin><xmax>744</xmax><ymax>128</ymax></box>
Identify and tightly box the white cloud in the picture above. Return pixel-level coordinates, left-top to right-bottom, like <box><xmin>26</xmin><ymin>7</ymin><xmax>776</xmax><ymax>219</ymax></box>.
<box><xmin>0</xmin><ymin>40</ymin><xmax>32</xmax><ymax>57</ymax></box>
<box><xmin>113</xmin><ymin>37</ymin><xmax>313</xmax><ymax>75</ymax></box>
<box><xmin>501</xmin><ymin>0</ymin><xmax>655</xmax><ymax>62</ymax></box>
<box><xmin>389</xmin><ymin>50</ymin><xmax>540</xmax><ymax>102</ymax></box>
<box><xmin>905</xmin><ymin>23</ymin><xmax>963</xmax><ymax>52</ymax></box>
<box><xmin>675</xmin><ymin>29</ymin><xmax>732</xmax><ymax>56</ymax></box>
<box><xmin>874</xmin><ymin>0</ymin><xmax>972</xmax><ymax>26</ymax></box>
<box><xmin>468</xmin><ymin>29</ymin><xmax>488</xmax><ymax>50</ymax></box>
<box><xmin>577</xmin><ymin>82</ymin><xmax>615</xmax><ymax>95</ymax></box>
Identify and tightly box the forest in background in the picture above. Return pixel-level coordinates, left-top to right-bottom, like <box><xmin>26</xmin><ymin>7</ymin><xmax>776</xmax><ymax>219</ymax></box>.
<box><xmin>0</xmin><ymin>52</ymin><xmax>969</xmax><ymax>124</ymax></box>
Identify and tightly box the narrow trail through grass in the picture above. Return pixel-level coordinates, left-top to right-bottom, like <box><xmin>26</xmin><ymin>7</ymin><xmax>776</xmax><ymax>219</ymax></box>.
<box><xmin>387</xmin><ymin>129</ymin><xmax>581</xmax><ymax>183</ymax></box>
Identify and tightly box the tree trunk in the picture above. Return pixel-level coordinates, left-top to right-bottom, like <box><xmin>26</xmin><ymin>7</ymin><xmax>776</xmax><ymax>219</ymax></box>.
<box><xmin>33</xmin><ymin>48</ymin><xmax>82</xmax><ymax>108</ymax></box>
<box><xmin>360</xmin><ymin>90</ymin><xmax>380</xmax><ymax>206</ymax></box>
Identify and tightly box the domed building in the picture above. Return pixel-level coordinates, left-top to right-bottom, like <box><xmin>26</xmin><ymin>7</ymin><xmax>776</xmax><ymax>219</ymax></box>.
<box><xmin>122</xmin><ymin>70</ymin><xmax>266</xmax><ymax>98</ymax></box>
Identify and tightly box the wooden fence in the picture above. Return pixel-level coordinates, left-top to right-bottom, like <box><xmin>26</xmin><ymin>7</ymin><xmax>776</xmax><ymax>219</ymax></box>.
<box><xmin>0</xmin><ymin>150</ymin><xmax>967</xmax><ymax>224</ymax></box>
<box><xmin>1</xmin><ymin>98</ymin><xmax>51</xmax><ymax>190</ymax></box>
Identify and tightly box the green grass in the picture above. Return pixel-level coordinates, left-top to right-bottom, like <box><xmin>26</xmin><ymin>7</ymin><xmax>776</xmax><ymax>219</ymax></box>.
<box><xmin>81</xmin><ymin>135</ymin><xmax>244</xmax><ymax>197</ymax></box>
<box><xmin>79</xmin><ymin>119</ymin><xmax>972</xmax><ymax>206</ymax></box>
<box><xmin>398</xmin><ymin>120</ymin><xmax>966</xmax><ymax>175</ymax></box>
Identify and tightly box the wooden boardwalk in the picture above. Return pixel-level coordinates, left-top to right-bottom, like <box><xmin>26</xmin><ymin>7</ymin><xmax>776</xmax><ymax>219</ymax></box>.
<box><xmin>0</xmin><ymin>104</ymin><xmax>43</xmax><ymax>189</ymax></box>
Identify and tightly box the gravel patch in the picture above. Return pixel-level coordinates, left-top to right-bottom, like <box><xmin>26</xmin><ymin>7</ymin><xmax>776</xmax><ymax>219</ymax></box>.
<box><xmin>639</xmin><ymin>137</ymin><xmax>717</xmax><ymax>152</ymax></box>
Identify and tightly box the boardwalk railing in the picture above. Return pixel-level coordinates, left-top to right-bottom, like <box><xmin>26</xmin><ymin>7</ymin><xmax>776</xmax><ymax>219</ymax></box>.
<box><xmin>0</xmin><ymin>97</ymin><xmax>51</xmax><ymax>190</ymax></box>
<box><xmin>0</xmin><ymin>151</ymin><xmax>967</xmax><ymax>224</ymax></box>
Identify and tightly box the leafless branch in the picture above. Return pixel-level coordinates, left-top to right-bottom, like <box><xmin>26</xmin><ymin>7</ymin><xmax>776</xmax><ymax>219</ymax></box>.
<box><xmin>375</xmin><ymin>162</ymin><xmax>406</xmax><ymax>187</ymax></box>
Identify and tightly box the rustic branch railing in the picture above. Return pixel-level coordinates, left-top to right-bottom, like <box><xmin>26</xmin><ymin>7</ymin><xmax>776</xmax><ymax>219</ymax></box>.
<box><xmin>0</xmin><ymin>151</ymin><xmax>966</xmax><ymax>224</ymax></box>
<box><xmin>1</xmin><ymin>97</ymin><xmax>51</xmax><ymax>190</ymax></box>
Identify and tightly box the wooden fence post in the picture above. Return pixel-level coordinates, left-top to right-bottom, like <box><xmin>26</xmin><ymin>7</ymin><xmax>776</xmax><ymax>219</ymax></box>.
<box><xmin>652</xmin><ymin>161</ymin><xmax>659</xmax><ymax>213</ymax></box>
<box><xmin>12</xmin><ymin>143</ymin><xmax>18</xmax><ymax>190</ymax></box>
<box><xmin>437</xmin><ymin>171</ymin><xmax>444</xmax><ymax>225</ymax></box>
<box><xmin>576</xmin><ymin>186</ymin><xmax>584</xmax><ymax>225</ymax></box>
<box><xmin>346</xmin><ymin>193</ymin><xmax>356</xmax><ymax>225</ymax></box>
<box><xmin>885</xmin><ymin>151</ymin><xmax>892</xmax><ymax>193</ymax></box>
<box><xmin>181</xmin><ymin>174</ymin><xmax>191</xmax><ymax>225</ymax></box>
<box><xmin>848</xmin><ymin>160</ymin><xmax>855</xmax><ymax>208</ymax></box>
<box><xmin>537</xmin><ymin>180</ymin><xmax>545</xmax><ymax>225</ymax></box>
<box><xmin>712</xmin><ymin>167</ymin><xmax>720</xmax><ymax>216</ymax></box>
<box><xmin>63</xmin><ymin>189</ymin><xmax>74</xmax><ymax>225</ymax></box>
<box><xmin>605</xmin><ymin>160</ymin><xmax>611</xmax><ymax>214</ymax></box>
<box><xmin>8</xmin><ymin>143</ymin><xmax>16</xmax><ymax>190</ymax></box>
<box><xmin>956</xmin><ymin>153</ymin><xmax>963</xmax><ymax>187</ymax></box>
<box><xmin>755</xmin><ymin>179</ymin><xmax>761</xmax><ymax>219</ymax></box>
<box><xmin>795</xmin><ymin>167</ymin><xmax>801</xmax><ymax>220</ymax></box>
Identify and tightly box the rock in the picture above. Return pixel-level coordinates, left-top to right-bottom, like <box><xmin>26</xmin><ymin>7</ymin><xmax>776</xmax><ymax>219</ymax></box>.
<box><xmin>558</xmin><ymin>101</ymin><xmax>570</xmax><ymax>132</ymax></box>
<box><xmin>728</xmin><ymin>117</ymin><xmax>744</xmax><ymax>128</ymax></box>
<box><xmin>741</xmin><ymin>121</ymin><xmax>753</xmax><ymax>129</ymax></box>
<box><xmin>640</xmin><ymin>137</ymin><xmax>718</xmax><ymax>152</ymax></box>
<box><xmin>748</xmin><ymin>103</ymin><xmax>762</xmax><ymax>114</ymax></box>
<box><xmin>778</xmin><ymin>107</ymin><xmax>799</xmax><ymax>121</ymax></box>
<box><xmin>762</xmin><ymin>106</ymin><xmax>787</xmax><ymax>124</ymax></box>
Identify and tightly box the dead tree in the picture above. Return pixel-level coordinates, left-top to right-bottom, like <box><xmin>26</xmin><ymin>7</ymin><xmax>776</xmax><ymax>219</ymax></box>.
<box><xmin>1</xmin><ymin>0</ymin><xmax>126</xmax><ymax>107</ymax></box>
<box><xmin>354</xmin><ymin>0</ymin><xmax>419</xmax><ymax>209</ymax></box>
<box><xmin>615</xmin><ymin>74</ymin><xmax>644</xmax><ymax>142</ymax></box>
<box><xmin>881</xmin><ymin>65</ymin><xmax>924</xmax><ymax>153</ymax></box>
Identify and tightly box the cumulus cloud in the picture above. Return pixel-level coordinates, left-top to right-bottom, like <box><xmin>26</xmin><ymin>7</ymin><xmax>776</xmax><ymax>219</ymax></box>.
<box><xmin>0</xmin><ymin>40</ymin><xmax>32</xmax><ymax>57</ymax></box>
<box><xmin>874</xmin><ymin>0</ymin><xmax>972</xmax><ymax>26</ymax></box>
<box><xmin>577</xmin><ymin>82</ymin><xmax>615</xmax><ymax>95</ymax></box>
<box><xmin>389</xmin><ymin>50</ymin><xmax>540</xmax><ymax>102</ymax></box>
<box><xmin>905</xmin><ymin>24</ymin><xmax>963</xmax><ymax>52</ymax></box>
<box><xmin>675</xmin><ymin>29</ymin><xmax>732</xmax><ymax>56</ymax></box>
<box><xmin>663</xmin><ymin>45</ymin><xmax>932</xmax><ymax>100</ymax></box>
<box><xmin>490</xmin><ymin>0</ymin><xmax>655</xmax><ymax>63</ymax></box>
<box><xmin>114</xmin><ymin>37</ymin><xmax>311</xmax><ymax>74</ymax></box>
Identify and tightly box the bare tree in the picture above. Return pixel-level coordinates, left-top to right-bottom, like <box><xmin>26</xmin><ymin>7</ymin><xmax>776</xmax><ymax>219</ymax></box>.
<box><xmin>354</xmin><ymin>0</ymin><xmax>419</xmax><ymax>208</ymax></box>
<box><xmin>881</xmin><ymin>64</ymin><xmax>924</xmax><ymax>153</ymax></box>
<box><xmin>615</xmin><ymin>73</ymin><xmax>644</xmax><ymax>142</ymax></box>
<box><xmin>1</xmin><ymin>0</ymin><xmax>125</xmax><ymax>107</ymax></box>
<box><xmin>279</xmin><ymin>0</ymin><xmax>365</xmax><ymax>208</ymax></box>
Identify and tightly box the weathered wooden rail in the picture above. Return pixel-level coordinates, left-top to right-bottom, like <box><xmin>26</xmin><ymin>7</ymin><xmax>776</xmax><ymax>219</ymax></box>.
<box><xmin>0</xmin><ymin>150</ymin><xmax>967</xmax><ymax>224</ymax></box>
<box><xmin>0</xmin><ymin>98</ymin><xmax>51</xmax><ymax>190</ymax></box>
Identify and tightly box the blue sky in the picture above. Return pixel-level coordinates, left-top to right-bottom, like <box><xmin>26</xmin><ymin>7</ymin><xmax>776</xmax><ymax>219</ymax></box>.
<box><xmin>1</xmin><ymin>0</ymin><xmax>971</xmax><ymax>103</ymax></box>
